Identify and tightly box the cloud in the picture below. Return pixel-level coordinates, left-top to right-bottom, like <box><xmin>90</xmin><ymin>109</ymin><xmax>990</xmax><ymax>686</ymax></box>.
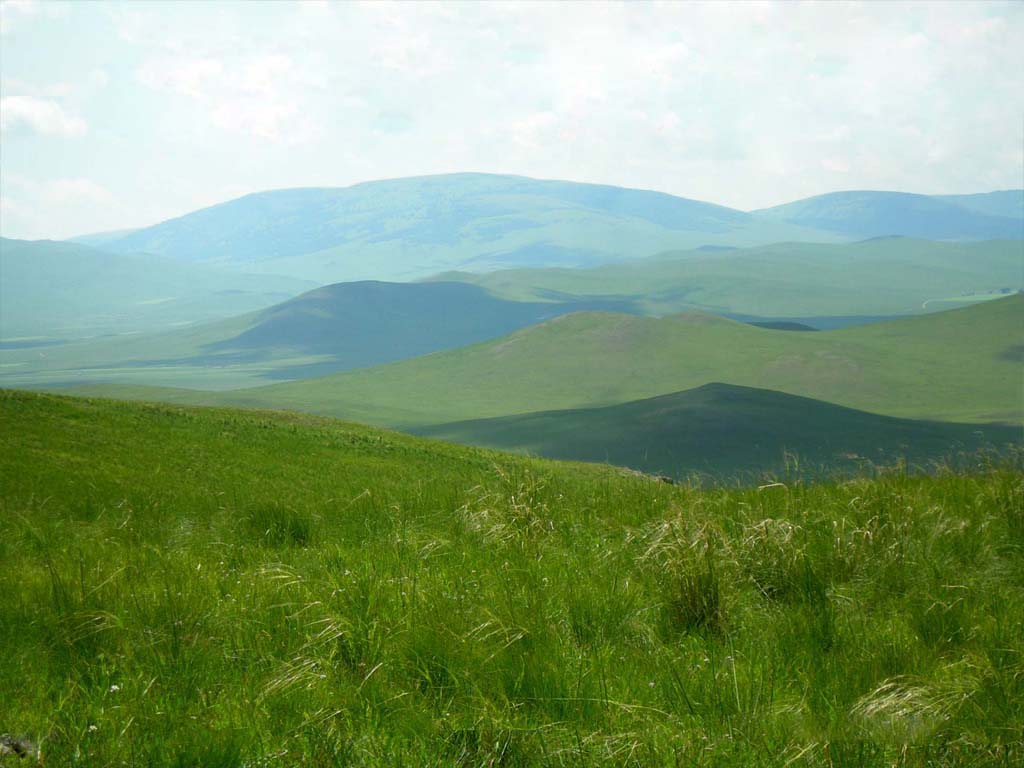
<box><xmin>0</xmin><ymin>173</ymin><xmax>115</xmax><ymax>239</ymax></box>
<box><xmin>0</xmin><ymin>0</ymin><xmax>68</xmax><ymax>35</ymax></box>
<box><xmin>137</xmin><ymin>56</ymin><xmax>224</xmax><ymax>99</ymax></box>
<box><xmin>0</xmin><ymin>95</ymin><xmax>86</xmax><ymax>136</ymax></box>
<box><xmin>43</xmin><ymin>177</ymin><xmax>113</xmax><ymax>205</ymax></box>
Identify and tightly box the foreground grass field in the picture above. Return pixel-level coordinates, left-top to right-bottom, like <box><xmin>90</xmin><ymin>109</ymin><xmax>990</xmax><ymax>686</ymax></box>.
<box><xmin>1</xmin><ymin>390</ymin><xmax>1022</xmax><ymax>766</ymax></box>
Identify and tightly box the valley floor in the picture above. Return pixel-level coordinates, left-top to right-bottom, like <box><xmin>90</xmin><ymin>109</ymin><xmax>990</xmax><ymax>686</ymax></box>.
<box><xmin>1</xmin><ymin>390</ymin><xmax>1022</xmax><ymax>766</ymax></box>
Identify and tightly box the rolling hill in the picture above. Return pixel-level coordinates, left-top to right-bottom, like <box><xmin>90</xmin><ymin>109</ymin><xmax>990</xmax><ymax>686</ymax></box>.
<box><xmin>8</xmin><ymin>236</ymin><xmax>1016</xmax><ymax>392</ymax></box>
<box><xmin>753</xmin><ymin>190</ymin><xmax>1023</xmax><ymax>240</ymax></box>
<box><xmin>431</xmin><ymin>238</ymin><xmax>1024</xmax><ymax>318</ymax></box>
<box><xmin>0</xmin><ymin>237</ymin><xmax>315</xmax><ymax>340</ymax></box>
<box><xmin>415</xmin><ymin>383</ymin><xmax>1021</xmax><ymax>479</ymax></box>
<box><xmin>61</xmin><ymin>294</ymin><xmax>1021</xmax><ymax>428</ymax></box>
<box><xmin>221</xmin><ymin>294</ymin><xmax>1024</xmax><ymax>426</ymax></box>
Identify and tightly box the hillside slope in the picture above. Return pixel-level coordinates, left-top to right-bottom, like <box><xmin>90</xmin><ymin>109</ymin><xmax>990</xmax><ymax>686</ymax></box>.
<box><xmin>415</xmin><ymin>383</ymin><xmax>1022</xmax><ymax>479</ymax></box>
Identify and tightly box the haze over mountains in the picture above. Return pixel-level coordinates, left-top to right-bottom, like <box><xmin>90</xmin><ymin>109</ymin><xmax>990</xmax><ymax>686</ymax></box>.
<box><xmin>0</xmin><ymin>237</ymin><xmax>315</xmax><ymax>340</ymax></box>
<box><xmin>4</xmin><ymin>174</ymin><xmax>1020</xmax><ymax>343</ymax></box>
<box><xmin>2</xmin><ymin>173</ymin><xmax>1021</xmax><ymax>480</ymax></box>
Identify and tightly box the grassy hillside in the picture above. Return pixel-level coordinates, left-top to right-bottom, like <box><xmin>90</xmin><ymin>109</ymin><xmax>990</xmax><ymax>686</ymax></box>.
<box><xmin>179</xmin><ymin>295</ymin><xmax>1023</xmax><ymax>427</ymax></box>
<box><xmin>753</xmin><ymin>191</ymin><xmax>1023</xmax><ymax>240</ymax></box>
<box><xmin>1</xmin><ymin>389</ymin><xmax>1021</xmax><ymax>766</ymax></box>
<box><xmin>0</xmin><ymin>237</ymin><xmax>314</xmax><ymax>340</ymax></box>
<box><xmin>431</xmin><ymin>238</ymin><xmax>1024</xmax><ymax>318</ymax></box>
<box><xmin>92</xmin><ymin>174</ymin><xmax>844</xmax><ymax>283</ymax></box>
<box><xmin>0</xmin><ymin>281</ymin><xmax>641</xmax><ymax>391</ymax></box>
<box><xmin>415</xmin><ymin>383</ymin><xmax>1022</xmax><ymax>479</ymax></box>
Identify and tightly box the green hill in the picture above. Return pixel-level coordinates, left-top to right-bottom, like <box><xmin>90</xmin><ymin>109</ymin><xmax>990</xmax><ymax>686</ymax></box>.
<box><xmin>415</xmin><ymin>383</ymin><xmax>1022</xmax><ymax>479</ymax></box>
<box><xmin>185</xmin><ymin>295</ymin><xmax>1022</xmax><ymax>427</ymax></box>
<box><xmin>752</xmin><ymin>191</ymin><xmax>1023</xmax><ymax>240</ymax></box>
<box><xmin>0</xmin><ymin>237</ymin><xmax>314</xmax><ymax>340</ymax></box>
<box><xmin>2</xmin><ymin>389</ymin><xmax>1021</xmax><ymax>765</ymax></box>
<box><xmin>431</xmin><ymin>238</ymin><xmax>1024</xmax><ymax>318</ymax></box>
<box><xmin>90</xmin><ymin>174</ymin><xmax>846</xmax><ymax>283</ymax></box>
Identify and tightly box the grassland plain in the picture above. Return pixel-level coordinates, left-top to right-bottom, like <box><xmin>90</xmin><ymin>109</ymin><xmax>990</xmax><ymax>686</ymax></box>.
<box><xmin>134</xmin><ymin>294</ymin><xmax>1022</xmax><ymax>429</ymax></box>
<box><xmin>1</xmin><ymin>389</ymin><xmax>1022</xmax><ymax>766</ymax></box>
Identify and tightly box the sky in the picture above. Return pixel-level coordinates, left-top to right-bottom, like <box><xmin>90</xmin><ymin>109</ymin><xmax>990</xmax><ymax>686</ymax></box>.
<box><xmin>1</xmin><ymin>0</ymin><xmax>1022</xmax><ymax>240</ymax></box>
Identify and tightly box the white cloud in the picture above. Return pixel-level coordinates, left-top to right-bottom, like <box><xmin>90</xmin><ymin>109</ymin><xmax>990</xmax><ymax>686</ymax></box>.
<box><xmin>0</xmin><ymin>95</ymin><xmax>86</xmax><ymax>136</ymax></box>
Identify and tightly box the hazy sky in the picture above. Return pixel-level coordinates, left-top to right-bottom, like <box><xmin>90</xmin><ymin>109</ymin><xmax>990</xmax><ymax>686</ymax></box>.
<box><xmin>2</xmin><ymin>0</ymin><xmax>1022</xmax><ymax>240</ymax></box>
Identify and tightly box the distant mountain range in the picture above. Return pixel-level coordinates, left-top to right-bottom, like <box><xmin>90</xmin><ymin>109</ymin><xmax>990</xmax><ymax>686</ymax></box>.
<box><xmin>70</xmin><ymin>175</ymin><xmax>1023</xmax><ymax>283</ymax></box>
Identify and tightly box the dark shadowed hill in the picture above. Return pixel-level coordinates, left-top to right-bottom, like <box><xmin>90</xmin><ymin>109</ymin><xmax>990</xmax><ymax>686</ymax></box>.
<box><xmin>414</xmin><ymin>383</ymin><xmax>1022</xmax><ymax>479</ymax></box>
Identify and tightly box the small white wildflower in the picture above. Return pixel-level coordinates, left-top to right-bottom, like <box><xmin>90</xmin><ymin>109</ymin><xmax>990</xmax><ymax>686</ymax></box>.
<box><xmin>648</xmin><ymin>681</ymin><xmax>655</xmax><ymax>688</ymax></box>
<box><xmin>109</xmin><ymin>684</ymin><xmax>120</xmax><ymax>693</ymax></box>
<box><xmin>88</xmin><ymin>725</ymin><xmax>98</xmax><ymax>733</ymax></box>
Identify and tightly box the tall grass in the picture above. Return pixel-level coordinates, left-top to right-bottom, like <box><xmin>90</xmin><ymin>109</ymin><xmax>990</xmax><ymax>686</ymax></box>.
<box><xmin>1</xmin><ymin>390</ymin><xmax>1022</xmax><ymax>766</ymax></box>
